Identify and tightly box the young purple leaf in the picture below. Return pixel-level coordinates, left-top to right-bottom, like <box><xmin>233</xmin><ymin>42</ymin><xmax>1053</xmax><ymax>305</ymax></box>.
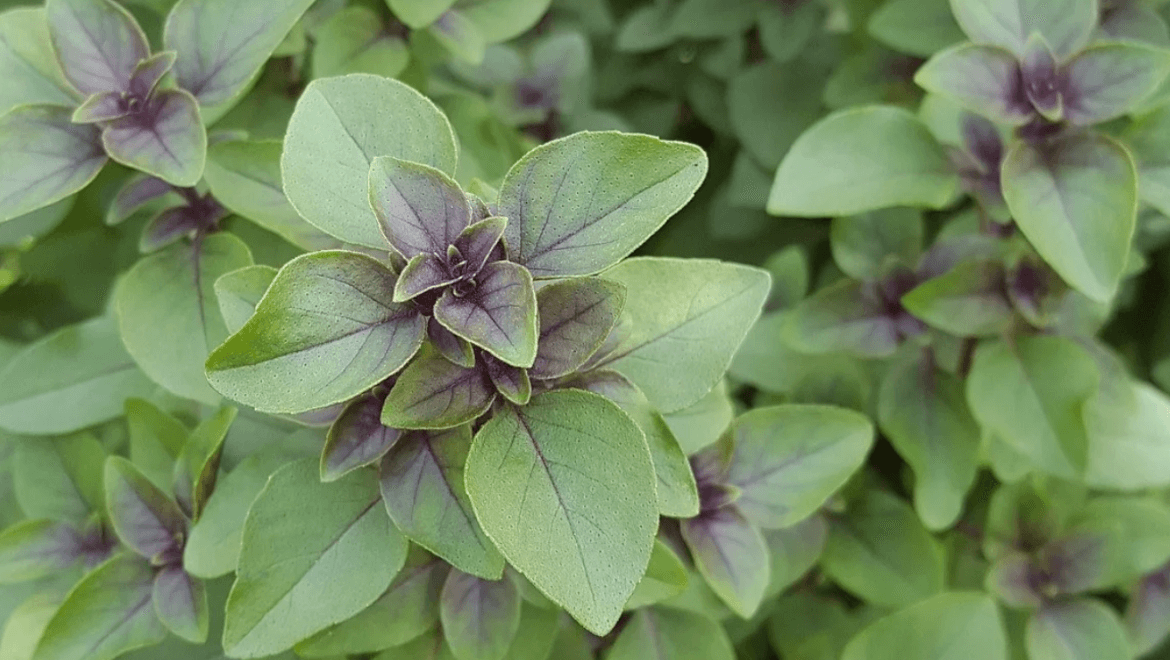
<box><xmin>433</xmin><ymin>261</ymin><xmax>539</xmax><ymax>368</ymax></box>
<box><xmin>1027</xmin><ymin>598</ymin><xmax>1132</xmax><ymax>660</ymax></box>
<box><xmin>785</xmin><ymin>279</ymin><xmax>904</xmax><ymax>358</ymax></box>
<box><xmin>106</xmin><ymin>174</ymin><xmax>178</xmax><ymax>225</ymax></box>
<box><xmin>986</xmin><ymin>551</ymin><xmax>1046</xmax><ymax>607</ymax></box>
<box><xmin>531</xmin><ymin>277</ymin><xmax>626</xmax><ymax>380</ymax></box>
<box><xmin>380</xmin><ymin>427</ymin><xmax>505</xmax><ymax>579</ymax></box>
<box><xmin>45</xmin><ymin>0</ymin><xmax>149</xmax><ymax>95</ymax></box>
<box><xmin>913</xmin><ymin>44</ymin><xmax>1033</xmax><ymax>125</ymax></box>
<box><xmin>395</xmin><ymin>252</ymin><xmax>457</xmax><ymax>302</ymax></box>
<box><xmin>101</xmin><ymin>88</ymin><xmax>207</xmax><ymax>187</ymax></box>
<box><xmin>429</xmin><ymin>317</ymin><xmax>476</xmax><ymax>368</ymax></box>
<box><xmin>72</xmin><ymin>91</ymin><xmax>131</xmax><ymax>123</ymax></box>
<box><xmin>129</xmin><ymin>51</ymin><xmax>177</xmax><ymax>100</ymax></box>
<box><xmin>138</xmin><ymin>205</ymin><xmax>203</xmax><ymax>253</ymax></box>
<box><xmin>1021</xmin><ymin>34</ymin><xmax>1063</xmax><ymax>121</ymax></box>
<box><xmin>1063</xmin><ymin>43</ymin><xmax>1170</xmax><ymax>125</ymax></box>
<box><xmin>369</xmin><ymin>156</ymin><xmax>472</xmax><ymax>259</ymax></box>
<box><xmin>1127</xmin><ymin>565</ymin><xmax>1170</xmax><ymax>655</ymax></box>
<box><xmin>0</xmin><ymin>519</ymin><xmax>83</xmax><ymax>583</ymax></box>
<box><xmin>152</xmin><ymin>564</ymin><xmax>208</xmax><ymax>643</ymax></box>
<box><xmin>104</xmin><ymin>456</ymin><xmax>188</xmax><ymax>565</ymax></box>
<box><xmin>439</xmin><ymin>570</ymin><xmax>522</xmax><ymax>660</ymax></box>
<box><xmin>1008</xmin><ymin>258</ymin><xmax>1064</xmax><ymax>327</ymax></box>
<box><xmin>485</xmin><ymin>358</ymin><xmax>531</xmax><ymax>405</ymax></box>
<box><xmin>381</xmin><ymin>349</ymin><xmax>496</xmax><ymax>430</ymax></box>
<box><xmin>680</xmin><ymin>505</ymin><xmax>770</xmax><ymax>618</ymax></box>
<box><xmin>453</xmin><ymin>216</ymin><xmax>508</xmax><ymax>275</ymax></box>
<box><xmin>322</xmin><ymin>391</ymin><xmax>402</xmax><ymax>482</ymax></box>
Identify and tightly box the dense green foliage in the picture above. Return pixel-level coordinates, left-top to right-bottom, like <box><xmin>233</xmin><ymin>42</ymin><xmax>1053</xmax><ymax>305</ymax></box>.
<box><xmin>3</xmin><ymin>0</ymin><xmax>1170</xmax><ymax>659</ymax></box>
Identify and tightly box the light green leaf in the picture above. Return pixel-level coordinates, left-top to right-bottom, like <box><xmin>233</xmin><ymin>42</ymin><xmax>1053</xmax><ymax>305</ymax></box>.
<box><xmin>499</xmin><ymin>604</ymin><xmax>560</xmax><ymax>660</ymax></box>
<box><xmin>124</xmin><ymin>399</ymin><xmax>186</xmax><ymax>492</ymax></box>
<box><xmin>214</xmin><ymin>265</ymin><xmax>277</xmax><ymax>336</ymax></box>
<box><xmin>312</xmin><ymin>6</ymin><xmax>409</xmax><ymax>79</ymax></box>
<box><xmin>497</xmin><ymin>132</ymin><xmax>707</xmax><ymax>278</ymax></box>
<box><xmin>767</xmin><ymin>106</ymin><xmax>958</xmax><ymax>217</ymax></box>
<box><xmin>867</xmin><ymin>0</ymin><xmax>965</xmax><ymax>57</ymax></box>
<box><xmin>0</xmin><ymin>520</ymin><xmax>81</xmax><ymax>583</ymax></box>
<box><xmin>598</xmin><ymin>257</ymin><xmax>770</xmax><ymax>413</ymax></box>
<box><xmin>1026</xmin><ymin>598</ymin><xmax>1130</xmax><ymax>660</ymax></box>
<box><xmin>0</xmin><ymin>317</ymin><xmax>155</xmax><ymax>435</ymax></box>
<box><xmin>387</xmin><ymin>0</ymin><xmax>456</xmax><ymax>28</ymax></box>
<box><xmin>460</xmin><ymin>0</ymin><xmax>553</xmax><ymax>42</ymax></box>
<box><xmin>830</xmin><ymin>208</ymin><xmax>924</xmax><ymax>280</ymax></box>
<box><xmin>0</xmin><ymin>593</ymin><xmax>59</xmax><ymax>660</ymax></box>
<box><xmin>901</xmin><ymin>260</ymin><xmax>1014</xmax><ymax>337</ymax></box>
<box><xmin>1084</xmin><ymin>382</ymin><xmax>1170</xmax><ymax>490</ymax></box>
<box><xmin>281</xmin><ymin>74</ymin><xmax>458</xmax><ymax>248</ymax></box>
<box><xmin>662</xmin><ymin>379</ymin><xmax>734</xmax><ymax>455</ymax></box>
<box><xmin>841</xmin><ymin>591</ymin><xmax>1008</xmax><ymax>660</ymax></box>
<box><xmin>1002</xmin><ymin>133</ymin><xmax>1137</xmax><ymax>302</ymax></box>
<box><xmin>465</xmin><ymin>390</ymin><xmax>657</xmax><ymax>635</ymax></box>
<box><xmin>727</xmin><ymin>61</ymin><xmax>825</xmax><ymax>169</ymax></box>
<box><xmin>117</xmin><ymin>233</ymin><xmax>253</xmax><ymax>405</ymax></box>
<box><xmin>765</xmin><ymin>515</ymin><xmax>828</xmax><ymax>597</ymax></box>
<box><xmin>605</xmin><ymin>607</ymin><xmax>735</xmax><ymax>660</ymax></box>
<box><xmin>821</xmin><ymin>491</ymin><xmax>946</xmax><ymax>607</ymax></box>
<box><xmin>13</xmin><ymin>433</ymin><xmax>105</xmax><ymax>523</ymax></box>
<box><xmin>206</xmin><ymin>250</ymin><xmax>425</xmax><ymax>414</ymax></box>
<box><xmin>625</xmin><ymin>539</ymin><xmax>688</xmax><ymax>610</ymax></box>
<box><xmin>0</xmin><ymin>8</ymin><xmax>78</xmax><ymax>116</ymax></box>
<box><xmin>223</xmin><ymin>459</ymin><xmax>408</xmax><ymax>657</ymax></box>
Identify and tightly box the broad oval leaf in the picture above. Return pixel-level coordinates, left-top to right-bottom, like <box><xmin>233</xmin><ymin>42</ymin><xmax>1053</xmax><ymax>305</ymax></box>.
<box><xmin>104</xmin><ymin>457</ymin><xmax>186</xmax><ymax>563</ymax></box>
<box><xmin>841</xmin><ymin>592</ymin><xmax>1008</xmax><ymax>660</ymax></box>
<box><xmin>380</xmin><ymin>427</ymin><xmax>505</xmax><ymax>579</ymax></box>
<box><xmin>32</xmin><ymin>554</ymin><xmax>166</xmax><ymax>660</ymax></box>
<box><xmin>597</xmin><ymin>257</ymin><xmax>770</xmax><ymax>412</ymax></box>
<box><xmin>767</xmin><ymin>106</ymin><xmax>958</xmax><ymax>217</ymax></box>
<box><xmin>0</xmin><ymin>317</ymin><xmax>154</xmax><ymax>435</ymax></box>
<box><xmin>369</xmin><ymin>156</ymin><xmax>471</xmax><ymax>259</ymax></box>
<box><xmin>0</xmin><ymin>519</ymin><xmax>82</xmax><ymax>583</ymax></box>
<box><xmin>163</xmin><ymin>0</ymin><xmax>317</xmax><ymax>107</ymax></box>
<box><xmin>152</xmin><ymin>565</ymin><xmax>207</xmax><ymax>643</ymax></box>
<box><xmin>281</xmin><ymin>74</ymin><xmax>458</xmax><ymax>248</ymax></box>
<box><xmin>117</xmin><ymin>233</ymin><xmax>253</xmax><ymax>405</ymax></box>
<box><xmin>1026</xmin><ymin>598</ymin><xmax>1131</xmax><ymax>660</ymax></box>
<box><xmin>531</xmin><ymin>277</ymin><xmax>626</xmax><ymax>380</ymax></box>
<box><xmin>497</xmin><ymin>131</ymin><xmax>707</xmax><ymax>278</ymax></box>
<box><xmin>0</xmin><ymin>104</ymin><xmax>107</xmax><ymax>223</ymax></box>
<box><xmin>45</xmin><ymin>0</ymin><xmax>148</xmax><ymax>95</ymax></box>
<box><xmin>0</xmin><ymin>8</ymin><xmax>78</xmax><ymax>116</ymax></box>
<box><xmin>322</xmin><ymin>392</ymin><xmax>402</xmax><ymax>482</ymax></box>
<box><xmin>222</xmin><ymin>459</ymin><xmax>408</xmax><ymax>658</ymax></box>
<box><xmin>1002</xmin><ymin>133</ymin><xmax>1137</xmax><ymax>302</ymax></box>
<box><xmin>381</xmin><ymin>349</ymin><xmax>496</xmax><ymax>430</ymax></box>
<box><xmin>913</xmin><ymin>44</ymin><xmax>1032</xmax><ymax>126</ymax></box>
<box><xmin>434</xmin><ymin>261</ymin><xmax>539</xmax><ymax>368</ymax></box>
<box><xmin>949</xmin><ymin>0</ymin><xmax>1098</xmax><ymax>59</ymax></box>
<box><xmin>680</xmin><ymin>505</ymin><xmax>770</xmax><ymax>618</ymax></box>
<box><xmin>724</xmin><ymin>404</ymin><xmax>875</xmax><ymax>529</ymax></box>
<box><xmin>465</xmin><ymin>390</ymin><xmax>658</xmax><ymax>635</ymax></box>
<box><xmin>439</xmin><ymin>570</ymin><xmax>522</xmax><ymax>660</ymax></box>
<box><xmin>1063</xmin><ymin>43</ymin><xmax>1170</xmax><ymax>126</ymax></box>
<box><xmin>101</xmin><ymin>89</ymin><xmax>207</xmax><ymax>187</ymax></box>
<box><xmin>606</xmin><ymin>607</ymin><xmax>735</xmax><ymax>660</ymax></box>
<box><xmin>205</xmin><ymin>250</ymin><xmax>426</xmax><ymax>414</ymax></box>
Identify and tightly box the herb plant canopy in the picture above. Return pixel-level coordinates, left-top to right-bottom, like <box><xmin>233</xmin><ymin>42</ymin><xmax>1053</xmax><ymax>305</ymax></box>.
<box><xmin>2</xmin><ymin>0</ymin><xmax>1170</xmax><ymax>659</ymax></box>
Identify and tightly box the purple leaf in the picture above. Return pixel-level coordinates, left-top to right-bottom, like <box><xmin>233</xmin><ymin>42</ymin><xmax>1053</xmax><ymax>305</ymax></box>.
<box><xmin>382</xmin><ymin>349</ymin><xmax>496</xmax><ymax>430</ymax></box>
<box><xmin>452</xmin><ymin>216</ymin><xmax>507</xmax><ymax>276</ymax></box>
<box><xmin>429</xmin><ymin>317</ymin><xmax>475</xmax><ymax>368</ymax></box>
<box><xmin>104</xmin><ymin>456</ymin><xmax>188</xmax><ymax>564</ymax></box>
<box><xmin>680</xmin><ymin>505</ymin><xmax>770</xmax><ymax>618</ymax></box>
<box><xmin>128</xmin><ymin>51</ymin><xmax>176</xmax><ymax>100</ymax></box>
<box><xmin>785</xmin><ymin>278</ymin><xmax>905</xmax><ymax>358</ymax></box>
<box><xmin>960</xmin><ymin>113</ymin><xmax>1004</xmax><ymax>173</ymax></box>
<box><xmin>434</xmin><ymin>261</ymin><xmax>539</xmax><ymax>368</ymax></box>
<box><xmin>45</xmin><ymin>0</ymin><xmax>149</xmax><ymax>95</ymax></box>
<box><xmin>986</xmin><ymin>551</ymin><xmax>1045</xmax><ymax>607</ymax></box>
<box><xmin>913</xmin><ymin>43</ymin><xmax>1033</xmax><ymax>126</ymax></box>
<box><xmin>439</xmin><ymin>569</ymin><xmax>522</xmax><ymax>660</ymax></box>
<box><xmin>152</xmin><ymin>565</ymin><xmax>208</xmax><ymax>643</ymax></box>
<box><xmin>138</xmin><ymin>205</ymin><xmax>204</xmax><ymax>253</ymax></box>
<box><xmin>485</xmin><ymin>358</ymin><xmax>531</xmax><ymax>405</ymax></box>
<box><xmin>370</xmin><ymin>156</ymin><xmax>472</xmax><ymax>259</ymax></box>
<box><xmin>321</xmin><ymin>391</ymin><xmax>403</xmax><ymax>482</ymax></box>
<box><xmin>106</xmin><ymin>174</ymin><xmax>178</xmax><ymax>225</ymax></box>
<box><xmin>1126</xmin><ymin>565</ymin><xmax>1170</xmax><ymax>655</ymax></box>
<box><xmin>0</xmin><ymin>518</ymin><xmax>84</xmax><ymax>582</ymax></box>
<box><xmin>72</xmin><ymin>90</ymin><xmax>130</xmax><ymax>123</ymax></box>
<box><xmin>1022</xmin><ymin>34</ymin><xmax>1063</xmax><ymax>121</ymax></box>
<box><xmin>1063</xmin><ymin>43</ymin><xmax>1170</xmax><ymax>125</ymax></box>
<box><xmin>1040</xmin><ymin>531</ymin><xmax>1108</xmax><ymax>595</ymax></box>
<box><xmin>102</xmin><ymin>88</ymin><xmax>207</xmax><ymax>186</ymax></box>
<box><xmin>0</xmin><ymin>104</ymin><xmax>107</xmax><ymax>222</ymax></box>
<box><xmin>531</xmin><ymin>277</ymin><xmax>626</xmax><ymax>380</ymax></box>
<box><xmin>395</xmin><ymin>252</ymin><xmax>457</xmax><ymax>302</ymax></box>
<box><xmin>379</xmin><ymin>427</ymin><xmax>505</xmax><ymax>579</ymax></box>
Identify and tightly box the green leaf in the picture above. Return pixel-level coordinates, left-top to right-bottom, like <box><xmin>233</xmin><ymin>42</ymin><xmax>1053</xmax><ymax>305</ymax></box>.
<box><xmin>680</xmin><ymin>505</ymin><xmax>770</xmax><ymax>618</ymax></box>
<box><xmin>914</xmin><ymin>44</ymin><xmax>1033</xmax><ymax>126</ymax></box>
<box><xmin>223</xmin><ymin>459</ymin><xmax>408</xmax><ymax>657</ymax></box>
<box><xmin>661</xmin><ymin>379</ymin><xmax>735</xmax><ymax>455</ymax></box>
<box><xmin>206</xmin><ymin>250</ymin><xmax>426</xmax><ymax>414</ymax></box>
<box><xmin>841</xmin><ymin>592</ymin><xmax>1008</xmax><ymax>660</ymax></box>
<box><xmin>204</xmin><ymin>140</ymin><xmax>344</xmax><ymax>252</ymax></box>
<box><xmin>281</xmin><ymin>74</ymin><xmax>458</xmax><ymax>248</ymax></box>
<box><xmin>1026</xmin><ymin>598</ymin><xmax>1130</xmax><ymax>660</ymax></box>
<box><xmin>32</xmin><ymin>554</ymin><xmax>166</xmax><ymax>660</ymax></box>
<box><xmin>626</xmin><ymin>539</ymin><xmax>688</xmax><ymax>610</ymax></box>
<box><xmin>724</xmin><ymin>404</ymin><xmax>874</xmax><ymax>529</ymax></box>
<box><xmin>369</xmin><ymin>156</ymin><xmax>471</xmax><ymax>259</ymax></box>
<box><xmin>497</xmin><ymin>131</ymin><xmax>707</xmax><ymax>278</ymax></box>
<box><xmin>439</xmin><ymin>570</ymin><xmax>521</xmax><ymax>660</ymax></box>
<box><xmin>879</xmin><ymin>354</ymin><xmax>981</xmax><ymax>530</ymax></box>
<box><xmin>966</xmin><ymin>336</ymin><xmax>1100</xmax><ymax>478</ymax></box>
<box><xmin>1126</xmin><ymin>106</ymin><xmax>1170</xmax><ymax>217</ymax></box>
<box><xmin>459</xmin><ymin>0</ymin><xmax>552</xmax><ymax>43</ymax></box>
<box><xmin>124</xmin><ymin>399</ymin><xmax>186</xmax><ymax>492</ymax></box>
<box><xmin>12</xmin><ymin>433</ymin><xmax>105</xmax><ymax>523</ymax></box>
<box><xmin>949</xmin><ymin>0</ymin><xmax>1097</xmax><ymax>59</ymax></box>
<box><xmin>670</xmin><ymin>0</ymin><xmax>756</xmax><ymax>38</ymax></box>
<box><xmin>500</xmin><ymin>603</ymin><xmax>560</xmax><ymax>660</ymax></box>
<box><xmin>101</xmin><ymin>89</ymin><xmax>206</xmax><ymax>187</ymax></box>
<box><xmin>0</xmin><ymin>520</ymin><xmax>81</xmax><ymax>583</ymax></box>
<box><xmin>322</xmin><ymin>392</ymin><xmax>401</xmax><ymax>482</ymax></box>
<box><xmin>381</xmin><ymin>349</ymin><xmax>496</xmax><ymax>430</ymax></box>
<box><xmin>173</xmin><ymin>405</ymin><xmax>236</xmax><ymax>519</ymax></box>
<box><xmin>0</xmin><ymin>8</ymin><xmax>78</xmax><ymax>116</ymax></box>
<box><xmin>0</xmin><ymin>317</ymin><xmax>155</xmax><ymax>435</ymax></box>
<box><xmin>0</xmin><ymin>104</ymin><xmax>107</xmax><ymax>223</ymax></box>
<box><xmin>531</xmin><ymin>277</ymin><xmax>626</xmax><ymax>380</ymax></box>
<box><xmin>295</xmin><ymin>548</ymin><xmax>447</xmax><ymax>656</ymax></box>
<box><xmin>152</xmin><ymin>565</ymin><xmax>207</xmax><ymax>643</ymax></box>
<box><xmin>821</xmin><ymin>491</ymin><xmax>945</xmax><ymax>607</ymax></box>
<box><xmin>568</xmin><ymin>370</ymin><xmax>700</xmax><ymax>518</ymax></box>
<box><xmin>1002</xmin><ymin>133</ymin><xmax>1137</xmax><ymax>302</ymax></box>
<box><xmin>428</xmin><ymin>10</ymin><xmax>486</xmax><ymax>65</ymax></box>
<box><xmin>163</xmin><ymin>0</ymin><xmax>315</xmax><ymax>107</ymax></box>
<box><xmin>769</xmin><ymin>593</ymin><xmax>872</xmax><ymax>660</ymax></box>
<box><xmin>465</xmin><ymin>390</ymin><xmax>657</xmax><ymax>635</ymax></box>
<box><xmin>45</xmin><ymin>0</ymin><xmax>148</xmax><ymax>95</ymax></box>
<box><xmin>379</xmin><ymin>427</ymin><xmax>505</xmax><ymax>579</ymax></box>
<box><xmin>765</xmin><ymin>515</ymin><xmax>828</xmax><ymax>597</ymax></box>
<box><xmin>117</xmin><ymin>233</ymin><xmax>254</xmax><ymax>405</ymax></box>
<box><xmin>104</xmin><ymin>456</ymin><xmax>187</xmax><ymax>563</ymax></box>
<box><xmin>785</xmin><ymin>279</ymin><xmax>903</xmax><ymax>358</ymax></box>
<box><xmin>597</xmin><ymin>257</ymin><xmax>770</xmax><ymax>412</ymax></box>
<box><xmin>1063</xmin><ymin>43</ymin><xmax>1170</xmax><ymax>126</ymax></box>
<box><xmin>901</xmin><ymin>260</ymin><xmax>1014</xmax><ymax>336</ymax></box>
<box><xmin>767</xmin><ymin>106</ymin><xmax>958</xmax><ymax>217</ymax></box>
<box><xmin>606</xmin><ymin>607</ymin><xmax>735</xmax><ymax>660</ymax></box>
<box><xmin>831</xmin><ymin>209</ymin><xmax>924</xmax><ymax>280</ymax></box>
<box><xmin>1084</xmin><ymin>382</ymin><xmax>1170</xmax><ymax>490</ymax></box>
<box><xmin>214</xmin><ymin>265</ymin><xmax>277</xmax><ymax>335</ymax></box>
<box><xmin>867</xmin><ymin>0</ymin><xmax>965</xmax><ymax>57</ymax></box>
<box><xmin>388</xmin><ymin>0</ymin><xmax>456</xmax><ymax>28</ymax></box>
<box><xmin>727</xmin><ymin>61</ymin><xmax>825</xmax><ymax>170</ymax></box>
<box><xmin>313</xmin><ymin>6</ymin><xmax>408</xmax><ymax>79</ymax></box>
<box><xmin>0</xmin><ymin>593</ymin><xmax>59</xmax><ymax>660</ymax></box>
<box><xmin>434</xmin><ymin>261</ymin><xmax>538</xmax><ymax>368</ymax></box>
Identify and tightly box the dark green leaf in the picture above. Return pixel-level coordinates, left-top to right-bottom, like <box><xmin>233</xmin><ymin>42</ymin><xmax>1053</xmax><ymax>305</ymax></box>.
<box><xmin>381</xmin><ymin>349</ymin><xmax>496</xmax><ymax>430</ymax></box>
